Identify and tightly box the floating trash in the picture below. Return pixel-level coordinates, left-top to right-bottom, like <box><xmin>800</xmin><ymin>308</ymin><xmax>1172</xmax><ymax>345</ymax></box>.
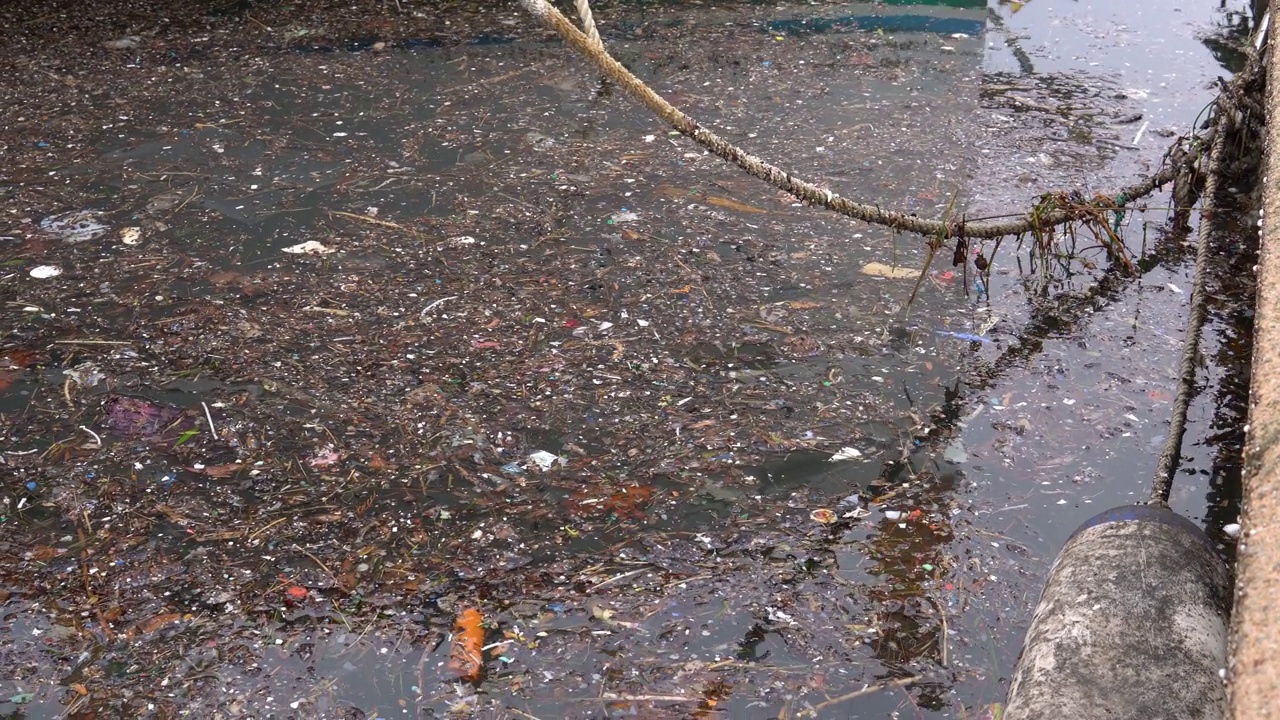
<box><xmin>282</xmin><ymin>240</ymin><xmax>336</xmax><ymax>255</ymax></box>
<box><xmin>39</xmin><ymin>210</ymin><xmax>110</xmax><ymax>243</ymax></box>
<box><xmin>943</xmin><ymin>439</ymin><xmax>969</xmax><ymax>464</ymax></box>
<box><xmin>1223</xmin><ymin>523</ymin><xmax>1242</xmax><ymax>539</ymax></box>
<box><xmin>29</xmin><ymin>265</ymin><xmax>62</xmax><ymax>279</ymax></box>
<box><xmin>103</xmin><ymin>36</ymin><xmax>142</xmax><ymax>50</ymax></box>
<box><xmin>102</xmin><ymin>395</ymin><xmax>190</xmax><ymax>440</ymax></box>
<box><xmin>935</xmin><ymin>330</ymin><xmax>994</xmax><ymax>344</ymax></box>
<box><xmin>860</xmin><ymin>262</ymin><xmax>918</xmax><ymax>279</ymax></box>
<box><xmin>828</xmin><ymin>446</ymin><xmax>863</xmax><ymax>461</ymax></box>
<box><xmin>810</xmin><ymin>508</ymin><xmax>837</xmax><ymax>524</ymax></box>
<box><xmin>527</xmin><ymin>450</ymin><xmax>563</xmax><ymax>472</ymax></box>
<box><xmin>120</xmin><ymin>226</ymin><xmax>143</xmax><ymax>245</ymax></box>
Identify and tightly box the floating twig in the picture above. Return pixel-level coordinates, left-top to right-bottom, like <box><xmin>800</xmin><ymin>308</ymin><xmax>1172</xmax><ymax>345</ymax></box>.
<box><xmin>803</xmin><ymin>676</ymin><xmax>918</xmax><ymax>715</ymax></box>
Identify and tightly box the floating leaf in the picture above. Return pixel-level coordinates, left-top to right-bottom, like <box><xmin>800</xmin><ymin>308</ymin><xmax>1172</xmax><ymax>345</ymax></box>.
<box><xmin>705</xmin><ymin>195</ymin><xmax>766</xmax><ymax>213</ymax></box>
<box><xmin>133</xmin><ymin>612</ymin><xmax>184</xmax><ymax>635</ymax></box>
<box><xmin>103</xmin><ymin>395</ymin><xmax>191</xmax><ymax>440</ymax></box>
<box><xmin>860</xmin><ymin>262</ymin><xmax>919</xmax><ymax>279</ymax></box>
<box><xmin>190</xmin><ymin>463</ymin><xmax>243</xmax><ymax>478</ymax></box>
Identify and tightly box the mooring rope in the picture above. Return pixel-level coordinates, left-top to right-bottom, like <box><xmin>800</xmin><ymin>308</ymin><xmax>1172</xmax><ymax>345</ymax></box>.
<box><xmin>520</xmin><ymin>0</ymin><xmax>1205</xmax><ymax>241</ymax></box>
<box><xmin>1149</xmin><ymin>111</ymin><xmax>1231</xmax><ymax>507</ymax></box>
<box><xmin>574</xmin><ymin>0</ymin><xmax>603</xmax><ymax>50</ymax></box>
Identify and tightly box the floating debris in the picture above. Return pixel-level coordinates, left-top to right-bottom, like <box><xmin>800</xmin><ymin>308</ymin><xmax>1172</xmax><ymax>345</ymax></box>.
<box><xmin>829</xmin><ymin>446</ymin><xmax>863</xmax><ymax>461</ymax></box>
<box><xmin>39</xmin><ymin>210</ymin><xmax>109</xmax><ymax>243</ymax></box>
<box><xmin>860</xmin><ymin>262</ymin><xmax>919</xmax><ymax>279</ymax></box>
<box><xmin>282</xmin><ymin>240</ymin><xmax>336</xmax><ymax>255</ymax></box>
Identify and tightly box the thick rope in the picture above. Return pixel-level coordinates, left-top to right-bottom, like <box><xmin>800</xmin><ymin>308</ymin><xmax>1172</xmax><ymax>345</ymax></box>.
<box><xmin>519</xmin><ymin>0</ymin><xmax>1201</xmax><ymax>240</ymax></box>
<box><xmin>1149</xmin><ymin>113</ymin><xmax>1231</xmax><ymax>506</ymax></box>
<box><xmin>574</xmin><ymin>0</ymin><xmax>603</xmax><ymax>50</ymax></box>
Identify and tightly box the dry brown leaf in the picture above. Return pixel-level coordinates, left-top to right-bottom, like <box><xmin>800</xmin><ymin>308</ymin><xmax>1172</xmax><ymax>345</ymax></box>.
<box><xmin>133</xmin><ymin>612</ymin><xmax>184</xmax><ymax>635</ymax></box>
<box><xmin>191</xmin><ymin>463</ymin><xmax>242</xmax><ymax>478</ymax></box>
<box><xmin>860</xmin><ymin>262</ymin><xmax>920</xmax><ymax>279</ymax></box>
<box><xmin>704</xmin><ymin>195</ymin><xmax>766</xmax><ymax>213</ymax></box>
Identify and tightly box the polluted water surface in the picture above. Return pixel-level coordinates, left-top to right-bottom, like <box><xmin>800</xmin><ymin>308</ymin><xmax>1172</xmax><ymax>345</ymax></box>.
<box><xmin>0</xmin><ymin>0</ymin><xmax>1258</xmax><ymax>717</ymax></box>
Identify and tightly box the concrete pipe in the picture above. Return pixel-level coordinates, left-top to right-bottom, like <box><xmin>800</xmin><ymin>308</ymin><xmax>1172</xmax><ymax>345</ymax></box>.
<box><xmin>1004</xmin><ymin>505</ymin><xmax>1230</xmax><ymax>720</ymax></box>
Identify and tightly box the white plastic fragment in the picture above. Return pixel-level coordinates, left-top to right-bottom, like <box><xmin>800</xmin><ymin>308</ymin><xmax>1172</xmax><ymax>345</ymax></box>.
<box><xmin>63</xmin><ymin>363</ymin><xmax>105</xmax><ymax>387</ymax></box>
<box><xmin>883</xmin><ymin>510</ymin><xmax>903</xmax><ymax>521</ymax></box>
<box><xmin>527</xmin><ymin>450</ymin><xmax>563</xmax><ymax>472</ymax></box>
<box><xmin>103</xmin><ymin>36</ymin><xmax>141</xmax><ymax>50</ymax></box>
<box><xmin>29</xmin><ymin>265</ymin><xmax>62</xmax><ymax>278</ymax></box>
<box><xmin>39</xmin><ymin>210</ymin><xmax>110</xmax><ymax>243</ymax></box>
<box><xmin>120</xmin><ymin>226</ymin><xmax>143</xmax><ymax>245</ymax></box>
<box><xmin>1223</xmin><ymin>523</ymin><xmax>1242</xmax><ymax>539</ymax></box>
<box><xmin>829</xmin><ymin>446</ymin><xmax>863</xmax><ymax>461</ymax></box>
<box><xmin>942</xmin><ymin>439</ymin><xmax>968</xmax><ymax>464</ymax></box>
<box><xmin>282</xmin><ymin>240</ymin><xmax>336</xmax><ymax>255</ymax></box>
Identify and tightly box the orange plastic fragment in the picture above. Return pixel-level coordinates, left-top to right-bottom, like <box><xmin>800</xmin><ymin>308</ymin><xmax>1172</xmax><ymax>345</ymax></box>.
<box><xmin>447</xmin><ymin>607</ymin><xmax>486</xmax><ymax>681</ymax></box>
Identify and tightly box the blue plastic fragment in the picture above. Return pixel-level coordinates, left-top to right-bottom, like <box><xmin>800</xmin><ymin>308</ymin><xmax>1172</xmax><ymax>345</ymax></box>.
<box><xmin>934</xmin><ymin>330</ymin><xmax>993</xmax><ymax>344</ymax></box>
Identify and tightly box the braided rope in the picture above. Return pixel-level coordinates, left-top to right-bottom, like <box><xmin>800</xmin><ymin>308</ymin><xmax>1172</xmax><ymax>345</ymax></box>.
<box><xmin>520</xmin><ymin>0</ymin><xmax>1208</xmax><ymax>241</ymax></box>
<box><xmin>1149</xmin><ymin>109</ymin><xmax>1231</xmax><ymax>506</ymax></box>
<box><xmin>575</xmin><ymin>0</ymin><xmax>603</xmax><ymax>50</ymax></box>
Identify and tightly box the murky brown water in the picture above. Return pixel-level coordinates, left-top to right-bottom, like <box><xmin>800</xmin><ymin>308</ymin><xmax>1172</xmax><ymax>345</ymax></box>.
<box><xmin>0</xmin><ymin>0</ymin><xmax>1257</xmax><ymax>717</ymax></box>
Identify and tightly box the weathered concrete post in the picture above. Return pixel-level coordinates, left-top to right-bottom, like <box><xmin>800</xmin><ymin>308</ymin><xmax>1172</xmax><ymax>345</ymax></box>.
<box><xmin>1006</xmin><ymin>505</ymin><xmax>1230</xmax><ymax>720</ymax></box>
<box><xmin>1230</xmin><ymin>9</ymin><xmax>1280</xmax><ymax>719</ymax></box>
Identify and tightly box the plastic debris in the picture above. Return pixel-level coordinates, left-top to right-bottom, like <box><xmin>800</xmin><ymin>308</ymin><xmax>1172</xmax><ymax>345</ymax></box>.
<box><xmin>308</xmin><ymin>445</ymin><xmax>342</xmax><ymax>468</ymax></box>
<box><xmin>120</xmin><ymin>226</ymin><xmax>143</xmax><ymax>245</ymax></box>
<box><xmin>828</xmin><ymin>446</ymin><xmax>863</xmax><ymax>461</ymax></box>
<box><xmin>282</xmin><ymin>240</ymin><xmax>336</xmax><ymax>255</ymax></box>
<box><xmin>102</xmin><ymin>395</ymin><xmax>190</xmax><ymax>439</ymax></box>
<box><xmin>810</xmin><ymin>508</ymin><xmax>836</xmax><ymax>524</ymax></box>
<box><xmin>63</xmin><ymin>364</ymin><xmax>105</xmax><ymax>388</ymax></box>
<box><xmin>447</xmin><ymin>608</ymin><xmax>486</xmax><ymax>681</ymax></box>
<box><xmin>103</xmin><ymin>36</ymin><xmax>142</xmax><ymax>50</ymax></box>
<box><xmin>1223</xmin><ymin>523</ymin><xmax>1242</xmax><ymax>539</ymax></box>
<box><xmin>29</xmin><ymin>265</ymin><xmax>62</xmax><ymax>279</ymax></box>
<box><xmin>39</xmin><ymin>210</ymin><xmax>110</xmax><ymax>243</ymax></box>
<box><xmin>527</xmin><ymin>450</ymin><xmax>564</xmax><ymax>472</ymax></box>
<box><xmin>935</xmin><ymin>330</ymin><xmax>993</xmax><ymax>344</ymax></box>
<box><xmin>609</xmin><ymin>209</ymin><xmax>640</xmax><ymax>224</ymax></box>
<box><xmin>943</xmin><ymin>439</ymin><xmax>969</xmax><ymax>464</ymax></box>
